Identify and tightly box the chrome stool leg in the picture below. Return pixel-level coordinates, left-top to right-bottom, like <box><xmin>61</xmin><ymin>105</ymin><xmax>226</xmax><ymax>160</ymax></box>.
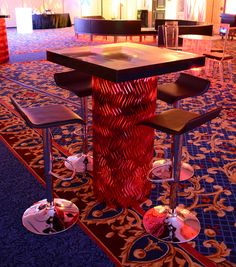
<box><xmin>143</xmin><ymin>134</ymin><xmax>200</xmax><ymax>243</ymax></box>
<box><xmin>22</xmin><ymin>128</ymin><xmax>79</xmax><ymax>235</ymax></box>
<box><xmin>65</xmin><ymin>96</ymin><xmax>93</xmax><ymax>173</ymax></box>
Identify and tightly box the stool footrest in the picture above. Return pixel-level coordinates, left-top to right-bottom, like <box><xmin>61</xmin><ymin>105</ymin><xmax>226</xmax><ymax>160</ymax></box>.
<box><xmin>143</xmin><ymin>205</ymin><xmax>200</xmax><ymax>243</ymax></box>
<box><xmin>148</xmin><ymin>159</ymin><xmax>194</xmax><ymax>183</ymax></box>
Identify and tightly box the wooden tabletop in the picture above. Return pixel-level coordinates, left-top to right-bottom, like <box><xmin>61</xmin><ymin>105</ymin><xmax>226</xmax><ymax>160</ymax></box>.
<box><xmin>47</xmin><ymin>42</ymin><xmax>205</xmax><ymax>83</ymax></box>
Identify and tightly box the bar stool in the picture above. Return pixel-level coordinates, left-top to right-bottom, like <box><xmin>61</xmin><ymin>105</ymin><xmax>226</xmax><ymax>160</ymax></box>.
<box><xmin>139</xmin><ymin>107</ymin><xmax>221</xmax><ymax>243</ymax></box>
<box><xmin>204</xmin><ymin>24</ymin><xmax>233</xmax><ymax>83</ymax></box>
<box><xmin>155</xmin><ymin>73</ymin><xmax>210</xmax><ymax>181</ymax></box>
<box><xmin>11</xmin><ymin>96</ymin><xmax>84</xmax><ymax>235</ymax></box>
<box><xmin>54</xmin><ymin>70</ymin><xmax>93</xmax><ymax>173</ymax></box>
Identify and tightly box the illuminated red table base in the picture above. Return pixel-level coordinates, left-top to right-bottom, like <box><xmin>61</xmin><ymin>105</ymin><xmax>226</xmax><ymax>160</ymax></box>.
<box><xmin>92</xmin><ymin>76</ymin><xmax>157</xmax><ymax>207</ymax></box>
<box><xmin>0</xmin><ymin>16</ymin><xmax>9</xmax><ymax>63</ymax></box>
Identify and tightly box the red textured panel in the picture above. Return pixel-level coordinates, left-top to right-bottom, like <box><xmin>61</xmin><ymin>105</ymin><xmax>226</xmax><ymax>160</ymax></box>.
<box><xmin>0</xmin><ymin>18</ymin><xmax>9</xmax><ymax>63</ymax></box>
<box><xmin>92</xmin><ymin>76</ymin><xmax>157</xmax><ymax>207</ymax></box>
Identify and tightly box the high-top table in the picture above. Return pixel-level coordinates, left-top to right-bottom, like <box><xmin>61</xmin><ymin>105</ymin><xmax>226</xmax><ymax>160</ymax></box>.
<box><xmin>179</xmin><ymin>34</ymin><xmax>220</xmax><ymax>54</ymax></box>
<box><xmin>47</xmin><ymin>42</ymin><xmax>205</xmax><ymax>207</ymax></box>
<box><xmin>0</xmin><ymin>15</ymin><xmax>9</xmax><ymax>63</ymax></box>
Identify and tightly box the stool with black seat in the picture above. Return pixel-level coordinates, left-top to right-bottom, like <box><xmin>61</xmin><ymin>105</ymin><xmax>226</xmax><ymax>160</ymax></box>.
<box><xmin>139</xmin><ymin>107</ymin><xmax>221</xmax><ymax>243</ymax></box>
<box><xmin>11</xmin><ymin>96</ymin><xmax>84</xmax><ymax>235</ymax></box>
<box><xmin>54</xmin><ymin>70</ymin><xmax>93</xmax><ymax>173</ymax></box>
<box><xmin>154</xmin><ymin>73</ymin><xmax>210</xmax><ymax>181</ymax></box>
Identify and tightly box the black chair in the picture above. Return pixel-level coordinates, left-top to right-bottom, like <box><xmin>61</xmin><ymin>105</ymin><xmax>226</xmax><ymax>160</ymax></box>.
<box><xmin>139</xmin><ymin>107</ymin><xmax>221</xmax><ymax>243</ymax></box>
<box><xmin>54</xmin><ymin>70</ymin><xmax>93</xmax><ymax>173</ymax></box>
<box><xmin>154</xmin><ymin>73</ymin><xmax>210</xmax><ymax>182</ymax></box>
<box><xmin>11</xmin><ymin>96</ymin><xmax>84</xmax><ymax>235</ymax></box>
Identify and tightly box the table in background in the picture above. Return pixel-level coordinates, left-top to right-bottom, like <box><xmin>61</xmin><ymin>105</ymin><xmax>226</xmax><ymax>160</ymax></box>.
<box><xmin>0</xmin><ymin>15</ymin><xmax>9</xmax><ymax>63</ymax></box>
<box><xmin>229</xmin><ymin>27</ymin><xmax>236</xmax><ymax>40</ymax></box>
<box><xmin>47</xmin><ymin>42</ymin><xmax>205</xmax><ymax>208</ymax></box>
<box><xmin>179</xmin><ymin>34</ymin><xmax>220</xmax><ymax>54</ymax></box>
<box><xmin>32</xmin><ymin>13</ymin><xmax>71</xmax><ymax>29</ymax></box>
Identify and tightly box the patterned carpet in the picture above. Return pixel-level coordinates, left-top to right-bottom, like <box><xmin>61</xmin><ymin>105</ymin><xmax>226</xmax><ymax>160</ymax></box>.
<box><xmin>0</xmin><ymin>27</ymin><xmax>235</xmax><ymax>266</ymax></box>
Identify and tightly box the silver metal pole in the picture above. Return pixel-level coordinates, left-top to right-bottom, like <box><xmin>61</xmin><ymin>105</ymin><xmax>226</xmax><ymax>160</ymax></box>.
<box><xmin>169</xmin><ymin>134</ymin><xmax>183</xmax><ymax>213</ymax></box>
<box><xmin>42</xmin><ymin>128</ymin><xmax>53</xmax><ymax>204</ymax></box>
<box><xmin>82</xmin><ymin>97</ymin><xmax>88</xmax><ymax>155</ymax></box>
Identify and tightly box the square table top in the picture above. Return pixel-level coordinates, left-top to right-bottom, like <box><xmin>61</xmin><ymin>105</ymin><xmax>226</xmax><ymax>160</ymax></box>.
<box><xmin>47</xmin><ymin>42</ymin><xmax>205</xmax><ymax>83</ymax></box>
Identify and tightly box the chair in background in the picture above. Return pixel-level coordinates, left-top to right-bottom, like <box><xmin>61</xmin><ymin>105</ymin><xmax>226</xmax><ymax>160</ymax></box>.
<box><xmin>162</xmin><ymin>21</ymin><xmax>179</xmax><ymax>50</ymax></box>
<box><xmin>204</xmin><ymin>23</ymin><xmax>233</xmax><ymax>83</ymax></box>
<box><xmin>11</xmin><ymin>96</ymin><xmax>84</xmax><ymax>235</ymax></box>
<box><xmin>54</xmin><ymin>70</ymin><xmax>93</xmax><ymax>173</ymax></box>
<box><xmin>139</xmin><ymin>107</ymin><xmax>221</xmax><ymax>243</ymax></box>
<box><xmin>154</xmin><ymin>73</ymin><xmax>210</xmax><ymax>181</ymax></box>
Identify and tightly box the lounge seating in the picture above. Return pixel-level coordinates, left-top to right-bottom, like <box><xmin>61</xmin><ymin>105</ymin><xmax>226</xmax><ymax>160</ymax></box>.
<box><xmin>74</xmin><ymin>17</ymin><xmax>158</xmax><ymax>42</ymax></box>
<box><xmin>74</xmin><ymin>17</ymin><xmax>142</xmax><ymax>42</ymax></box>
<box><xmin>74</xmin><ymin>17</ymin><xmax>213</xmax><ymax>45</ymax></box>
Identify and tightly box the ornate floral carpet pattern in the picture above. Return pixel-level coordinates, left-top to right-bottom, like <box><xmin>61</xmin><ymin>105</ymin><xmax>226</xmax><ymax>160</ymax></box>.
<box><xmin>0</xmin><ymin>138</ymin><xmax>114</xmax><ymax>267</ymax></box>
<box><xmin>0</xmin><ymin>27</ymin><xmax>235</xmax><ymax>266</ymax></box>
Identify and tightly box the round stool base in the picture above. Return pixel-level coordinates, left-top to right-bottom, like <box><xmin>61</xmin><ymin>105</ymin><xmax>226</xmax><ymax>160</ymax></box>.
<box><xmin>65</xmin><ymin>153</ymin><xmax>93</xmax><ymax>173</ymax></box>
<box><xmin>143</xmin><ymin>205</ymin><xmax>200</xmax><ymax>243</ymax></box>
<box><xmin>149</xmin><ymin>159</ymin><xmax>194</xmax><ymax>182</ymax></box>
<box><xmin>22</xmin><ymin>198</ymin><xmax>79</xmax><ymax>235</ymax></box>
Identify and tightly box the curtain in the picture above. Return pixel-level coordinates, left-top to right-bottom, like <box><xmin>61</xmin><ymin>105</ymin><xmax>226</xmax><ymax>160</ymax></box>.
<box><xmin>184</xmin><ymin>0</ymin><xmax>206</xmax><ymax>22</ymax></box>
